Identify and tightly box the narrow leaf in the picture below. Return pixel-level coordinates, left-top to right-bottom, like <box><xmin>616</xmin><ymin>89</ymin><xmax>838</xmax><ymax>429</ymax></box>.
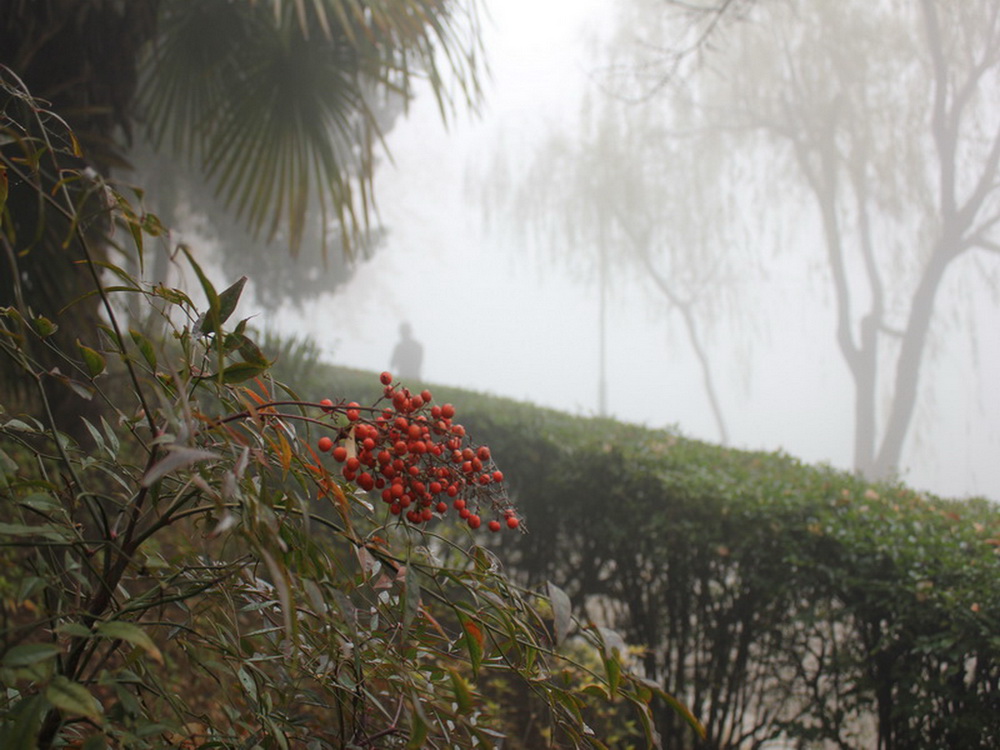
<box><xmin>459</xmin><ymin>614</ymin><xmax>484</xmax><ymax>676</ymax></box>
<box><xmin>179</xmin><ymin>246</ymin><xmax>220</xmax><ymax>335</ymax></box>
<box><xmin>33</xmin><ymin>316</ymin><xmax>57</xmax><ymax>338</ymax></box>
<box><xmin>216</xmin><ymin>276</ymin><xmax>247</xmax><ymax>326</ymax></box>
<box><xmin>547</xmin><ymin>581</ymin><xmax>573</xmax><ymax>646</ymax></box>
<box><xmin>141</xmin><ymin>447</ymin><xmax>220</xmax><ymax>487</ymax></box>
<box><xmin>405</xmin><ymin>712</ymin><xmax>428</xmax><ymax>750</ymax></box>
<box><xmin>448</xmin><ymin>669</ymin><xmax>473</xmax><ymax>714</ymax></box>
<box><xmin>401</xmin><ymin>566</ymin><xmax>422</xmax><ymax>640</ymax></box>
<box><xmin>97</xmin><ymin>621</ymin><xmax>163</xmax><ymax>664</ymax></box>
<box><xmin>129</xmin><ymin>328</ymin><xmax>157</xmax><ymax>369</ymax></box>
<box><xmin>0</xmin><ymin>694</ymin><xmax>46</xmax><ymax>748</ymax></box>
<box><xmin>45</xmin><ymin>676</ymin><xmax>103</xmax><ymax>722</ymax></box>
<box><xmin>2</xmin><ymin>643</ymin><xmax>62</xmax><ymax>668</ymax></box>
<box><xmin>76</xmin><ymin>341</ymin><xmax>106</xmax><ymax>377</ymax></box>
<box><xmin>220</xmin><ymin>360</ymin><xmax>268</xmax><ymax>384</ymax></box>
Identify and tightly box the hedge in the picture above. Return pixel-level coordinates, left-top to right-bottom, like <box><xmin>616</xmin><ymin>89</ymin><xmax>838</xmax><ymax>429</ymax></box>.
<box><xmin>303</xmin><ymin>364</ymin><xmax>1000</xmax><ymax>749</ymax></box>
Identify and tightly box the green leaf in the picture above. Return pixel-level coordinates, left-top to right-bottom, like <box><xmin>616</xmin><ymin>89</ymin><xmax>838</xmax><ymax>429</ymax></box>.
<box><xmin>129</xmin><ymin>328</ymin><xmax>157</xmax><ymax>369</ymax></box>
<box><xmin>448</xmin><ymin>669</ymin><xmax>473</xmax><ymax>714</ymax></box>
<box><xmin>55</xmin><ymin>622</ymin><xmax>93</xmax><ymax>639</ymax></box>
<box><xmin>458</xmin><ymin>613</ymin><xmax>484</xmax><ymax>677</ymax></box>
<box><xmin>401</xmin><ymin>566</ymin><xmax>422</xmax><ymax>640</ymax></box>
<box><xmin>547</xmin><ymin>580</ymin><xmax>573</xmax><ymax>646</ymax></box>
<box><xmin>603</xmin><ymin>653</ymin><xmax>621</xmax><ymax>694</ymax></box>
<box><xmin>216</xmin><ymin>276</ymin><xmax>247</xmax><ymax>327</ymax></box>
<box><xmin>32</xmin><ymin>316</ymin><xmax>57</xmax><ymax>338</ymax></box>
<box><xmin>580</xmin><ymin>683</ymin><xmax>610</xmax><ymax>701</ymax></box>
<box><xmin>0</xmin><ymin>694</ymin><xmax>46</xmax><ymax>748</ymax></box>
<box><xmin>141</xmin><ymin>447</ymin><xmax>220</xmax><ymax>487</ymax></box>
<box><xmin>219</xmin><ymin>360</ymin><xmax>269</xmax><ymax>384</ymax></box>
<box><xmin>237</xmin><ymin>335</ymin><xmax>270</xmax><ymax>367</ymax></box>
<box><xmin>2</xmin><ymin>643</ymin><xmax>62</xmax><ymax>668</ymax></box>
<box><xmin>81</xmin><ymin>418</ymin><xmax>107</xmax><ymax>455</ymax></box>
<box><xmin>17</xmin><ymin>492</ymin><xmax>63</xmax><ymax>515</ymax></box>
<box><xmin>0</xmin><ymin>447</ymin><xmax>18</xmax><ymax>477</ymax></box>
<box><xmin>237</xmin><ymin>665</ymin><xmax>258</xmax><ymax>704</ymax></box>
<box><xmin>405</xmin><ymin>711</ymin><xmax>428</xmax><ymax>750</ymax></box>
<box><xmin>180</xmin><ymin>246</ymin><xmax>221</xmax><ymax>335</ymax></box>
<box><xmin>76</xmin><ymin>341</ymin><xmax>106</xmax><ymax>377</ymax></box>
<box><xmin>45</xmin><ymin>676</ymin><xmax>103</xmax><ymax>722</ymax></box>
<box><xmin>97</xmin><ymin>621</ymin><xmax>163</xmax><ymax>664</ymax></box>
<box><xmin>101</xmin><ymin>416</ymin><xmax>120</xmax><ymax>456</ymax></box>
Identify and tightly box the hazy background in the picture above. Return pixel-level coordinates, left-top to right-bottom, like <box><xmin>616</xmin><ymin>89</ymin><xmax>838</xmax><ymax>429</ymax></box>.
<box><xmin>261</xmin><ymin>0</ymin><xmax>1000</xmax><ymax>502</ymax></box>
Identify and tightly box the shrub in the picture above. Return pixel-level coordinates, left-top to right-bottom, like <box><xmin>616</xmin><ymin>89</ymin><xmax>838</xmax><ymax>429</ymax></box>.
<box><xmin>0</xmin><ymin>69</ymin><xmax>692</xmax><ymax>749</ymax></box>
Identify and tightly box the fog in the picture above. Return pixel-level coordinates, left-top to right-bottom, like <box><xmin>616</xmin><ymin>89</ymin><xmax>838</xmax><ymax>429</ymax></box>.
<box><xmin>267</xmin><ymin>0</ymin><xmax>1000</xmax><ymax>502</ymax></box>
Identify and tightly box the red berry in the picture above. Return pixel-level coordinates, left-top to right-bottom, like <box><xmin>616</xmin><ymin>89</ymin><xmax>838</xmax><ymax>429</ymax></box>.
<box><xmin>317</xmin><ymin>436</ymin><xmax>333</xmax><ymax>452</ymax></box>
<box><xmin>421</xmin><ymin>389</ymin><xmax>432</xmax><ymax>403</ymax></box>
<box><xmin>319</xmin><ymin>398</ymin><xmax>334</xmax><ymax>413</ymax></box>
<box><xmin>506</xmin><ymin>516</ymin><xmax>520</xmax><ymax>529</ymax></box>
<box><xmin>332</xmin><ymin>446</ymin><xmax>348</xmax><ymax>462</ymax></box>
<box><xmin>358</xmin><ymin>472</ymin><xmax>375</xmax><ymax>491</ymax></box>
<box><xmin>467</xmin><ymin>514</ymin><xmax>481</xmax><ymax>529</ymax></box>
<box><xmin>380</xmin><ymin>371</ymin><xmax>393</xmax><ymax>385</ymax></box>
<box><xmin>477</xmin><ymin>446</ymin><xmax>491</xmax><ymax>461</ymax></box>
<box><xmin>492</xmin><ymin>470</ymin><xmax>504</xmax><ymax>482</ymax></box>
<box><xmin>488</xmin><ymin>520</ymin><xmax>501</xmax><ymax>532</ymax></box>
<box><xmin>441</xmin><ymin>403</ymin><xmax>456</xmax><ymax>419</ymax></box>
<box><xmin>436</xmin><ymin>501</ymin><xmax>448</xmax><ymax>514</ymax></box>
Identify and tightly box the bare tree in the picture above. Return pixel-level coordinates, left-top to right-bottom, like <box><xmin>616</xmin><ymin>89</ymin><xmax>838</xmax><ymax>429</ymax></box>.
<box><xmin>716</xmin><ymin>0</ymin><xmax>1000</xmax><ymax>478</ymax></box>
<box><xmin>491</xmin><ymin>89</ymin><xmax>745</xmax><ymax>442</ymax></box>
<box><xmin>596</xmin><ymin>0</ymin><xmax>1000</xmax><ymax>479</ymax></box>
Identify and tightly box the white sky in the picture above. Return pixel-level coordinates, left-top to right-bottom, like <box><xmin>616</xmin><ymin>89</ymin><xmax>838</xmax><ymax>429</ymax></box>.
<box><xmin>271</xmin><ymin>0</ymin><xmax>1000</xmax><ymax>502</ymax></box>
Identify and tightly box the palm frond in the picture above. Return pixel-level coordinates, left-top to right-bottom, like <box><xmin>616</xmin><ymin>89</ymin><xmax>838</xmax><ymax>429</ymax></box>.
<box><xmin>141</xmin><ymin>0</ymin><xmax>485</xmax><ymax>256</ymax></box>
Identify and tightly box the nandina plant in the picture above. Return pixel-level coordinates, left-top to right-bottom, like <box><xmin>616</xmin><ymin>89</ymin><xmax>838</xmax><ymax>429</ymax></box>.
<box><xmin>0</xmin><ymin>70</ymin><xmax>695</xmax><ymax>748</ymax></box>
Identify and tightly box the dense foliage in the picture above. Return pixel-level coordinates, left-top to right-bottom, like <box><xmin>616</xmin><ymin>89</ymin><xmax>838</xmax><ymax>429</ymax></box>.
<box><xmin>312</xmin><ymin>369</ymin><xmax>1000</xmax><ymax>749</ymax></box>
<box><xmin>0</xmin><ymin>72</ymin><xmax>683</xmax><ymax>749</ymax></box>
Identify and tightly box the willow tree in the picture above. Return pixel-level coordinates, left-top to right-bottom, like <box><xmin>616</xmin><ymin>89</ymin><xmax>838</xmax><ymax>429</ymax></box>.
<box><xmin>711</xmin><ymin>0</ymin><xmax>1000</xmax><ymax>478</ymax></box>
<box><xmin>585</xmin><ymin>0</ymin><xmax>1000</xmax><ymax>479</ymax></box>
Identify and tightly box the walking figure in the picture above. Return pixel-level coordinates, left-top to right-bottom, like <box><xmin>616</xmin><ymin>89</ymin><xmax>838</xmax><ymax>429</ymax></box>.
<box><xmin>390</xmin><ymin>322</ymin><xmax>423</xmax><ymax>381</ymax></box>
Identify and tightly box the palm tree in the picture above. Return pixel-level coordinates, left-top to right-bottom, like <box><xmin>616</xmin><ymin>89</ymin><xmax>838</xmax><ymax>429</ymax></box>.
<box><xmin>3</xmin><ymin>0</ymin><xmax>483</xmax><ymax>251</ymax></box>
<box><xmin>1</xmin><ymin>0</ymin><xmax>484</xmax><ymax>425</ymax></box>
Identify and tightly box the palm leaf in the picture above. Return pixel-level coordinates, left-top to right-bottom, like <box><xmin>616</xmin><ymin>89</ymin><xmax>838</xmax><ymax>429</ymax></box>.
<box><xmin>141</xmin><ymin>0</ymin><xmax>484</xmax><ymax>256</ymax></box>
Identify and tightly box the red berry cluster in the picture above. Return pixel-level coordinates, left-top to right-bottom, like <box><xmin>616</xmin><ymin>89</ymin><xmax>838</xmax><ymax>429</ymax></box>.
<box><xmin>314</xmin><ymin>372</ymin><xmax>521</xmax><ymax>533</ymax></box>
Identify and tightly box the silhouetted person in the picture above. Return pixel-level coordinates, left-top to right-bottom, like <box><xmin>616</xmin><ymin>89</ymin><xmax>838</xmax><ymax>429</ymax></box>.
<box><xmin>390</xmin><ymin>322</ymin><xmax>423</xmax><ymax>381</ymax></box>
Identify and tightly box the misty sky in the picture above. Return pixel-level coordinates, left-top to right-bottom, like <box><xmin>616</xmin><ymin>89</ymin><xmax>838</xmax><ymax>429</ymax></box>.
<box><xmin>269</xmin><ymin>0</ymin><xmax>1000</xmax><ymax>502</ymax></box>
